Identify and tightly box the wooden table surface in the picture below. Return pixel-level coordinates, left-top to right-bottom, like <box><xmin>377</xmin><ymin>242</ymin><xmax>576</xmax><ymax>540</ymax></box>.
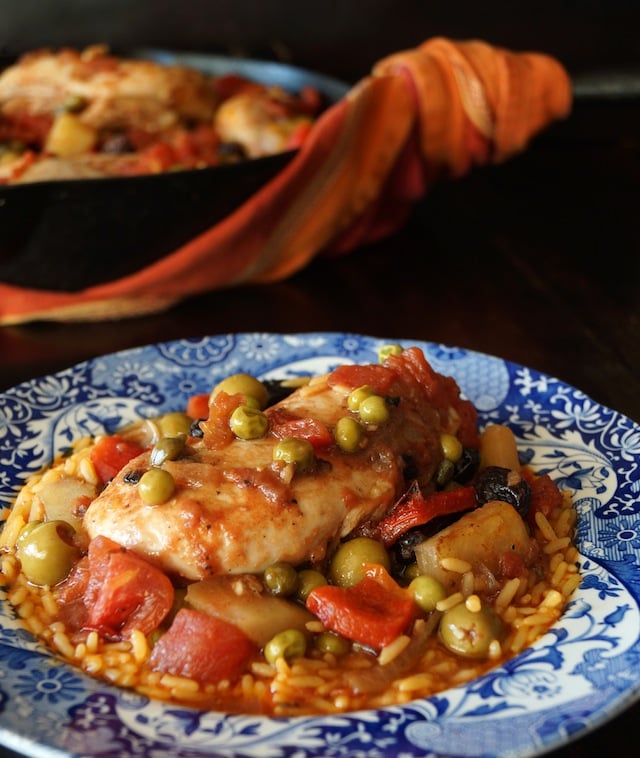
<box><xmin>0</xmin><ymin>97</ymin><xmax>638</xmax><ymax>757</ymax></box>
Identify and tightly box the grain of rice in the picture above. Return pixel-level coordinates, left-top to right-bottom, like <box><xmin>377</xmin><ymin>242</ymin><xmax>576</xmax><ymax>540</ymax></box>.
<box><xmin>397</xmin><ymin>672</ymin><xmax>435</xmax><ymax>692</ymax></box>
<box><xmin>79</xmin><ymin>457</ymin><xmax>99</xmax><ymax>485</ymax></box>
<box><xmin>465</xmin><ymin>594</ymin><xmax>482</xmax><ymax>613</ymax></box>
<box><xmin>52</xmin><ymin>630</ymin><xmax>75</xmax><ymax>659</ymax></box>
<box><xmin>436</xmin><ymin>592</ymin><xmax>464</xmax><ymax>612</ymax></box>
<box><xmin>460</xmin><ymin>571</ymin><xmax>475</xmax><ymax>597</ymax></box>
<box><xmin>17</xmin><ymin>599</ymin><xmax>34</xmax><ymax>619</ymax></box>
<box><xmin>543</xmin><ymin>536</ymin><xmax>571</xmax><ymax>554</ymax></box>
<box><xmin>495</xmin><ymin>577</ymin><xmax>520</xmax><ymax>610</ymax></box>
<box><xmin>561</xmin><ymin>573</ymin><xmax>581</xmax><ymax>596</ymax></box>
<box><xmin>41</xmin><ymin>591</ymin><xmax>58</xmax><ymax>618</ymax></box>
<box><xmin>509</xmin><ymin>625</ymin><xmax>530</xmax><ymax>653</ymax></box>
<box><xmin>378</xmin><ymin>635</ymin><xmax>410</xmax><ymax>665</ymax></box>
<box><xmin>84</xmin><ymin>630</ymin><xmax>99</xmax><ymax>653</ymax></box>
<box><xmin>552</xmin><ymin>560</ymin><xmax>569</xmax><ymax>586</ymax></box>
<box><xmin>305</xmin><ymin>620</ymin><xmax>325</xmax><ymax>633</ymax></box>
<box><xmin>9</xmin><ymin>584</ymin><xmax>28</xmax><ymax>606</ymax></box>
<box><xmin>521</xmin><ymin>611</ymin><xmax>558</xmax><ymax>627</ymax></box>
<box><xmin>251</xmin><ymin>661</ymin><xmax>275</xmax><ymax>678</ymax></box>
<box><xmin>488</xmin><ymin>639</ymin><xmax>502</xmax><ymax>659</ymax></box>
<box><xmin>160</xmin><ymin>673</ymin><xmax>200</xmax><ymax>691</ymax></box>
<box><xmin>287</xmin><ymin>675</ymin><xmax>326</xmax><ymax>688</ymax></box>
<box><xmin>541</xmin><ymin>589</ymin><xmax>564</xmax><ymax>608</ymax></box>
<box><xmin>440</xmin><ymin>557</ymin><xmax>473</xmax><ymax>574</ymax></box>
<box><xmin>131</xmin><ymin>629</ymin><xmax>149</xmax><ymax>663</ymax></box>
<box><xmin>535</xmin><ymin>511</ymin><xmax>557</xmax><ymax>541</ymax></box>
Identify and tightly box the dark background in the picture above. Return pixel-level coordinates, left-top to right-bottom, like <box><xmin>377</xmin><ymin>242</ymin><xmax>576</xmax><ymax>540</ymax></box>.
<box><xmin>1</xmin><ymin>0</ymin><xmax>639</xmax><ymax>84</ymax></box>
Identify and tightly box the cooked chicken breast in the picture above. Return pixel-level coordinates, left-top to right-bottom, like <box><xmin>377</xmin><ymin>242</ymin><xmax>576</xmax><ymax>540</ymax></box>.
<box><xmin>0</xmin><ymin>45</ymin><xmax>217</xmax><ymax>137</ymax></box>
<box><xmin>83</xmin><ymin>348</ymin><xmax>478</xmax><ymax>580</ymax></box>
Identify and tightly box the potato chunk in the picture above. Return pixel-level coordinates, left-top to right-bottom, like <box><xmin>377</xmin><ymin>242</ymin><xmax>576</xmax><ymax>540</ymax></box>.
<box><xmin>414</xmin><ymin>500</ymin><xmax>534</xmax><ymax>592</ymax></box>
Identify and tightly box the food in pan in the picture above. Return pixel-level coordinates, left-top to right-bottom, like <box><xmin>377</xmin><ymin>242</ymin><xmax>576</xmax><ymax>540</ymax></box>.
<box><xmin>0</xmin><ymin>45</ymin><xmax>323</xmax><ymax>184</ymax></box>
<box><xmin>0</xmin><ymin>346</ymin><xmax>579</xmax><ymax>716</ymax></box>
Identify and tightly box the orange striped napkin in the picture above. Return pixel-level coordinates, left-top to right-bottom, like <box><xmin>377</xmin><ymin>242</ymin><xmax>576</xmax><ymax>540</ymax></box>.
<box><xmin>0</xmin><ymin>38</ymin><xmax>571</xmax><ymax>324</ymax></box>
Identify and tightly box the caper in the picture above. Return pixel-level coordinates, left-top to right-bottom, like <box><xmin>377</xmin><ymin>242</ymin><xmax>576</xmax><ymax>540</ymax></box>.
<box><xmin>358</xmin><ymin>395</ymin><xmax>389</xmax><ymax>425</ymax></box>
<box><xmin>296</xmin><ymin>569</ymin><xmax>327</xmax><ymax>602</ymax></box>
<box><xmin>409</xmin><ymin>575</ymin><xmax>447</xmax><ymax>612</ymax></box>
<box><xmin>439</xmin><ymin>601</ymin><xmax>503</xmax><ymax>658</ymax></box>
<box><xmin>329</xmin><ymin>537</ymin><xmax>390</xmax><ymax>588</ymax></box>
<box><xmin>315</xmin><ymin>631</ymin><xmax>350</xmax><ymax>657</ymax></box>
<box><xmin>264</xmin><ymin>628</ymin><xmax>307</xmax><ymax>664</ymax></box>
<box><xmin>229</xmin><ymin>405</ymin><xmax>268</xmax><ymax>440</ymax></box>
<box><xmin>272</xmin><ymin>437</ymin><xmax>314</xmax><ymax>471</ymax></box>
<box><xmin>440</xmin><ymin>433</ymin><xmax>463</xmax><ymax>463</ymax></box>
<box><xmin>139</xmin><ymin>468</ymin><xmax>175</xmax><ymax>505</ymax></box>
<box><xmin>211</xmin><ymin>373</ymin><xmax>269</xmax><ymax>409</ymax></box>
<box><xmin>16</xmin><ymin>520</ymin><xmax>79</xmax><ymax>586</ymax></box>
<box><xmin>333</xmin><ymin>416</ymin><xmax>365</xmax><ymax>453</ymax></box>
<box><xmin>378</xmin><ymin>343</ymin><xmax>403</xmax><ymax>362</ymax></box>
<box><xmin>150</xmin><ymin>436</ymin><xmax>186</xmax><ymax>466</ymax></box>
<box><xmin>347</xmin><ymin>385</ymin><xmax>376</xmax><ymax>412</ymax></box>
<box><xmin>264</xmin><ymin>562</ymin><xmax>299</xmax><ymax>596</ymax></box>
<box><xmin>61</xmin><ymin>93</ymin><xmax>87</xmax><ymax>113</ymax></box>
<box><xmin>159</xmin><ymin>412</ymin><xmax>193</xmax><ymax>439</ymax></box>
<box><xmin>435</xmin><ymin>458</ymin><xmax>456</xmax><ymax>488</ymax></box>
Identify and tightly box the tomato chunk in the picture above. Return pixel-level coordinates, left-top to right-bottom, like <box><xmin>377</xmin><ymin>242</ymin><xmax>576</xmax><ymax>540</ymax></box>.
<box><xmin>186</xmin><ymin>392</ymin><xmax>210</xmax><ymax>420</ymax></box>
<box><xmin>268</xmin><ymin>408</ymin><xmax>333</xmax><ymax>448</ymax></box>
<box><xmin>307</xmin><ymin>569</ymin><xmax>416</xmax><ymax>650</ymax></box>
<box><xmin>84</xmin><ymin>536</ymin><xmax>174</xmax><ymax>639</ymax></box>
<box><xmin>89</xmin><ymin>434</ymin><xmax>145</xmax><ymax>485</ymax></box>
<box><xmin>376</xmin><ymin>482</ymin><xmax>478</xmax><ymax>547</ymax></box>
<box><xmin>525</xmin><ymin>472</ymin><xmax>564</xmax><ymax>527</ymax></box>
<box><xmin>149</xmin><ymin>608</ymin><xmax>256</xmax><ymax>683</ymax></box>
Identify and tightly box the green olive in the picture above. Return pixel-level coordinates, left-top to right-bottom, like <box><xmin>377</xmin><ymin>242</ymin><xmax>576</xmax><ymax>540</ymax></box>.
<box><xmin>329</xmin><ymin>537</ymin><xmax>390</xmax><ymax>588</ymax></box>
<box><xmin>139</xmin><ymin>468</ymin><xmax>175</xmax><ymax>505</ymax></box>
<box><xmin>264</xmin><ymin>562</ymin><xmax>299</xmax><ymax>597</ymax></box>
<box><xmin>439</xmin><ymin>601</ymin><xmax>503</xmax><ymax>658</ymax></box>
<box><xmin>378</xmin><ymin>343</ymin><xmax>403</xmax><ymax>362</ymax></box>
<box><xmin>315</xmin><ymin>631</ymin><xmax>350</xmax><ymax>657</ymax></box>
<box><xmin>334</xmin><ymin>416</ymin><xmax>365</xmax><ymax>453</ymax></box>
<box><xmin>62</xmin><ymin>93</ymin><xmax>87</xmax><ymax>113</ymax></box>
<box><xmin>211</xmin><ymin>373</ymin><xmax>268</xmax><ymax>409</ymax></box>
<box><xmin>409</xmin><ymin>575</ymin><xmax>447</xmax><ymax>612</ymax></box>
<box><xmin>296</xmin><ymin>569</ymin><xmax>327</xmax><ymax>602</ymax></box>
<box><xmin>358</xmin><ymin>394</ymin><xmax>390</xmax><ymax>425</ymax></box>
<box><xmin>159</xmin><ymin>412</ymin><xmax>193</xmax><ymax>439</ymax></box>
<box><xmin>440</xmin><ymin>433</ymin><xmax>463</xmax><ymax>463</ymax></box>
<box><xmin>272</xmin><ymin>437</ymin><xmax>315</xmax><ymax>471</ymax></box>
<box><xmin>347</xmin><ymin>385</ymin><xmax>376</xmax><ymax>412</ymax></box>
<box><xmin>264</xmin><ymin>628</ymin><xmax>307</xmax><ymax>664</ymax></box>
<box><xmin>150</xmin><ymin>436</ymin><xmax>186</xmax><ymax>466</ymax></box>
<box><xmin>16</xmin><ymin>520</ymin><xmax>79</xmax><ymax>586</ymax></box>
<box><xmin>229</xmin><ymin>405</ymin><xmax>268</xmax><ymax>440</ymax></box>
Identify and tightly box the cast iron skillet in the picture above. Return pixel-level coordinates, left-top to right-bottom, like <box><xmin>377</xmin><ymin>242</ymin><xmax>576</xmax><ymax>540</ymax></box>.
<box><xmin>0</xmin><ymin>50</ymin><xmax>349</xmax><ymax>291</ymax></box>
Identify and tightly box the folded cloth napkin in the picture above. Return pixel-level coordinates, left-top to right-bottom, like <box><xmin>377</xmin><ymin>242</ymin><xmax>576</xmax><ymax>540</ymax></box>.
<box><xmin>0</xmin><ymin>37</ymin><xmax>571</xmax><ymax>325</ymax></box>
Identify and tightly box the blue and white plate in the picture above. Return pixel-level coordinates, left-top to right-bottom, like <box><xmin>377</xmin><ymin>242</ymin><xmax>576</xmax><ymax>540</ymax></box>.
<box><xmin>1</xmin><ymin>332</ymin><xmax>640</xmax><ymax>758</ymax></box>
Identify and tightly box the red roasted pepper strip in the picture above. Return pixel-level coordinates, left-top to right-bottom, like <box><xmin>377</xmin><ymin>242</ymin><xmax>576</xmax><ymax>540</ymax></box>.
<box><xmin>377</xmin><ymin>482</ymin><xmax>478</xmax><ymax>547</ymax></box>
<box><xmin>306</xmin><ymin>567</ymin><xmax>416</xmax><ymax>650</ymax></box>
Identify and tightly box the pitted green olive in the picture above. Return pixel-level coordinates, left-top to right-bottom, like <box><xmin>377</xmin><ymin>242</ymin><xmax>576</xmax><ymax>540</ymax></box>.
<box><xmin>378</xmin><ymin>343</ymin><xmax>403</xmax><ymax>362</ymax></box>
<box><xmin>329</xmin><ymin>537</ymin><xmax>390</xmax><ymax>588</ymax></box>
<box><xmin>229</xmin><ymin>405</ymin><xmax>268</xmax><ymax>440</ymax></box>
<box><xmin>439</xmin><ymin>601</ymin><xmax>503</xmax><ymax>658</ymax></box>
<box><xmin>150</xmin><ymin>436</ymin><xmax>186</xmax><ymax>466</ymax></box>
<box><xmin>347</xmin><ymin>385</ymin><xmax>376</xmax><ymax>412</ymax></box>
<box><xmin>264</xmin><ymin>562</ymin><xmax>299</xmax><ymax>596</ymax></box>
<box><xmin>159</xmin><ymin>412</ymin><xmax>193</xmax><ymax>439</ymax></box>
<box><xmin>16</xmin><ymin>520</ymin><xmax>79</xmax><ymax>586</ymax></box>
<box><xmin>211</xmin><ymin>373</ymin><xmax>268</xmax><ymax>409</ymax></box>
<box><xmin>139</xmin><ymin>468</ymin><xmax>175</xmax><ymax>504</ymax></box>
<box><xmin>264</xmin><ymin>628</ymin><xmax>307</xmax><ymax>663</ymax></box>
<box><xmin>358</xmin><ymin>394</ymin><xmax>389</xmax><ymax>425</ymax></box>
<box><xmin>334</xmin><ymin>416</ymin><xmax>364</xmax><ymax>453</ymax></box>
<box><xmin>272</xmin><ymin>437</ymin><xmax>314</xmax><ymax>471</ymax></box>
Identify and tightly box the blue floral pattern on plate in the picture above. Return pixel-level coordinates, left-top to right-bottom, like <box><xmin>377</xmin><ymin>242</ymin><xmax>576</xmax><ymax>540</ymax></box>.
<box><xmin>1</xmin><ymin>332</ymin><xmax>639</xmax><ymax>758</ymax></box>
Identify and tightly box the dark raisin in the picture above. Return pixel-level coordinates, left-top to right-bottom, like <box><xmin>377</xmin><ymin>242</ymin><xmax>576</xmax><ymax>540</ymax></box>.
<box><xmin>473</xmin><ymin>465</ymin><xmax>531</xmax><ymax>517</ymax></box>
